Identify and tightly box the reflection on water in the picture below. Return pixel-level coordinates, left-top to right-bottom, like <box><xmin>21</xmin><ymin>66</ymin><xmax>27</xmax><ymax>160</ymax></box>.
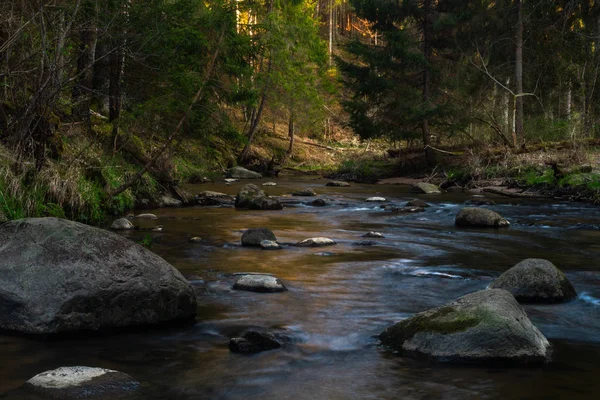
<box><xmin>2</xmin><ymin>177</ymin><xmax>600</xmax><ymax>399</ymax></box>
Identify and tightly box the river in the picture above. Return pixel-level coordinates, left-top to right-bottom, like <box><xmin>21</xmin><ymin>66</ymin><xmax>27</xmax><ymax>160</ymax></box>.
<box><xmin>2</xmin><ymin>177</ymin><xmax>600</xmax><ymax>399</ymax></box>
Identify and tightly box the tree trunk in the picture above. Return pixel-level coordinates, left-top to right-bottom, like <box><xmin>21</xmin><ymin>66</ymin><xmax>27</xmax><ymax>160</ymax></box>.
<box><xmin>287</xmin><ymin>111</ymin><xmax>295</xmax><ymax>157</ymax></box>
<box><xmin>422</xmin><ymin>0</ymin><xmax>436</xmax><ymax>166</ymax></box>
<box><xmin>514</xmin><ymin>0</ymin><xmax>524</xmax><ymax>146</ymax></box>
<box><xmin>72</xmin><ymin>9</ymin><xmax>97</xmax><ymax>130</ymax></box>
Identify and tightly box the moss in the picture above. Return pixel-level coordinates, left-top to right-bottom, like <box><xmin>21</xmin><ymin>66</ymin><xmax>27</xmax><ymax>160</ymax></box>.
<box><xmin>380</xmin><ymin>306</ymin><xmax>481</xmax><ymax>346</ymax></box>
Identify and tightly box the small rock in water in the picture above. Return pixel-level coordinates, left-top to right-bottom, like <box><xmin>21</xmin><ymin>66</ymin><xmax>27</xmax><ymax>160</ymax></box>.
<box><xmin>311</xmin><ymin>199</ymin><xmax>327</xmax><ymax>207</ymax></box>
<box><xmin>23</xmin><ymin>366</ymin><xmax>139</xmax><ymax>399</ymax></box>
<box><xmin>135</xmin><ymin>213</ymin><xmax>158</xmax><ymax>220</ymax></box>
<box><xmin>189</xmin><ymin>237</ymin><xmax>202</xmax><ymax>243</ymax></box>
<box><xmin>159</xmin><ymin>195</ymin><xmax>182</xmax><ymax>208</ymax></box>
<box><xmin>226</xmin><ymin>166</ymin><xmax>262</xmax><ymax>179</ymax></box>
<box><xmin>292</xmin><ymin>188</ymin><xmax>317</xmax><ymax>196</ymax></box>
<box><xmin>229</xmin><ymin>330</ymin><xmax>282</xmax><ymax>354</ymax></box>
<box><xmin>354</xmin><ymin>240</ymin><xmax>377</xmax><ymax>246</ymax></box>
<box><xmin>111</xmin><ymin>218</ymin><xmax>134</xmax><ymax>230</ymax></box>
<box><xmin>241</xmin><ymin>227</ymin><xmax>277</xmax><ymax>246</ymax></box>
<box><xmin>412</xmin><ymin>182</ymin><xmax>441</xmax><ymax>194</ymax></box>
<box><xmin>263</xmin><ymin>182</ymin><xmax>277</xmax><ymax>186</ymax></box>
<box><xmin>489</xmin><ymin>258</ymin><xmax>577</xmax><ymax>303</ymax></box>
<box><xmin>296</xmin><ymin>237</ymin><xmax>337</xmax><ymax>247</ymax></box>
<box><xmin>366</xmin><ymin>197</ymin><xmax>387</xmax><ymax>202</ymax></box>
<box><xmin>260</xmin><ymin>240</ymin><xmax>281</xmax><ymax>250</ymax></box>
<box><xmin>224</xmin><ymin>178</ymin><xmax>238</xmax><ymax>183</ymax></box>
<box><xmin>326</xmin><ymin>181</ymin><xmax>350</xmax><ymax>187</ymax></box>
<box><xmin>464</xmin><ymin>199</ymin><xmax>496</xmax><ymax>206</ymax></box>
<box><xmin>455</xmin><ymin>207</ymin><xmax>509</xmax><ymax>228</ymax></box>
<box><xmin>387</xmin><ymin>206</ymin><xmax>425</xmax><ymax>214</ymax></box>
<box><xmin>363</xmin><ymin>231</ymin><xmax>385</xmax><ymax>238</ymax></box>
<box><xmin>233</xmin><ymin>274</ymin><xmax>287</xmax><ymax>293</ymax></box>
<box><xmin>379</xmin><ymin>289</ymin><xmax>550</xmax><ymax>364</ymax></box>
<box><xmin>151</xmin><ymin>225</ymin><xmax>163</xmax><ymax>232</ymax></box>
<box><xmin>405</xmin><ymin>199</ymin><xmax>430</xmax><ymax>208</ymax></box>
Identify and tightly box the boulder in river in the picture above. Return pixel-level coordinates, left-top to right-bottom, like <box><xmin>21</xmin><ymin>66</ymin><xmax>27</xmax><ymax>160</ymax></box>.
<box><xmin>196</xmin><ymin>191</ymin><xmax>234</xmax><ymax>206</ymax></box>
<box><xmin>379</xmin><ymin>289</ymin><xmax>550</xmax><ymax>364</ymax></box>
<box><xmin>229</xmin><ymin>330</ymin><xmax>282</xmax><ymax>354</ymax></box>
<box><xmin>159</xmin><ymin>195</ymin><xmax>182</xmax><ymax>208</ymax></box>
<box><xmin>233</xmin><ymin>274</ymin><xmax>287</xmax><ymax>293</ymax></box>
<box><xmin>412</xmin><ymin>182</ymin><xmax>441</xmax><ymax>194</ymax></box>
<box><xmin>326</xmin><ymin>181</ymin><xmax>350</xmax><ymax>187</ymax></box>
<box><xmin>311</xmin><ymin>199</ymin><xmax>327</xmax><ymax>207</ymax></box>
<box><xmin>292</xmin><ymin>188</ymin><xmax>317</xmax><ymax>196</ymax></box>
<box><xmin>489</xmin><ymin>258</ymin><xmax>577</xmax><ymax>303</ymax></box>
<box><xmin>227</xmin><ymin>166</ymin><xmax>262</xmax><ymax>179</ymax></box>
<box><xmin>366</xmin><ymin>197</ymin><xmax>387</xmax><ymax>202</ymax></box>
<box><xmin>455</xmin><ymin>207</ymin><xmax>510</xmax><ymax>228</ymax></box>
<box><xmin>235</xmin><ymin>184</ymin><xmax>282</xmax><ymax>210</ymax></box>
<box><xmin>111</xmin><ymin>218</ymin><xmax>134</xmax><ymax>230</ymax></box>
<box><xmin>260</xmin><ymin>240</ymin><xmax>282</xmax><ymax>250</ymax></box>
<box><xmin>241</xmin><ymin>228</ymin><xmax>277</xmax><ymax>246</ymax></box>
<box><xmin>0</xmin><ymin>218</ymin><xmax>197</xmax><ymax>334</ymax></box>
<box><xmin>22</xmin><ymin>366</ymin><xmax>139</xmax><ymax>399</ymax></box>
<box><xmin>405</xmin><ymin>199</ymin><xmax>430</xmax><ymax>208</ymax></box>
<box><xmin>296</xmin><ymin>237</ymin><xmax>337</xmax><ymax>247</ymax></box>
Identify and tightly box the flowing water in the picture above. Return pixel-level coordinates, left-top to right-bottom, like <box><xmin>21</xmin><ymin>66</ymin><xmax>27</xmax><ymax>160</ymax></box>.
<box><xmin>2</xmin><ymin>177</ymin><xmax>600</xmax><ymax>399</ymax></box>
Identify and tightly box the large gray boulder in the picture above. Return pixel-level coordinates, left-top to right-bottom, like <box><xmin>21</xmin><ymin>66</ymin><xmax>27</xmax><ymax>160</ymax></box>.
<box><xmin>455</xmin><ymin>207</ymin><xmax>510</xmax><ymax>228</ymax></box>
<box><xmin>489</xmin><ymin>258</ymin><xmax>577</xmax><ymax>303</ymax></box>
<box><xmin>0</xmin><ymin>218</ymin><xmax>197</xmax><ymax>334</ymax></box>
<box><xmin>380</xmin><ymin>289</ymin><xmax>550</xmax><ymax>364</ymax></box>
<box><xmin>412</xmin><ymin>182</ymin><xmax>441</xmax><ymax>194</ymax></box>
<box><xmin>241</xmin><ymin>228</ymin><xmax>277</xmax><ymax>246</ymax></box>
<box><xmin>235</xmin><ymin>184</ymin><xmax>282</xmax><ymax>210</ymax></box>
<box><xmin>22</xmin><ymin>366</ymin><xmax>139</xmax><ymax>399</ymax></box>
<box><xmin>227</xmin><ymin>166</ymin><xmax>262</xmax><ymax>179</ymax></box>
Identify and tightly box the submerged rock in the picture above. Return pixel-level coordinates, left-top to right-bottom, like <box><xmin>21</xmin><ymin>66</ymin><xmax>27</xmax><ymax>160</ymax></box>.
<box><xmin>412</xmin><ymin>182</ymin><xmax>441</xmax><ymax>194</ymax></box>
<box><xmin>22</xmin><ymin>366</ymin><xmax>139</xmax><ymax>399</ymax></box>
<box><xmin>296</xmin><ymin>237</ymin><xmax>337</xmax><ymax>247</ymax></box>
<box><xmin>241</xmin><ymin>227</ymin><xmax>277</xmax><ymax>246</ymax></box>
<box><xmin>111</xmin><ymin>218</ymin><xmax>134</xmax><ymax>230</ymax></box>
<box><xmin>379</xmin><ymin>289</ymin><xmax>550</xmax><ymax>364</ymax></box>
<box><xmin>311</xmin><ymin>199</ymin><xmax>328</xmax><ymax>207</ymax></box>
<box><xmin>489</xmin><ymin>258</ymin><xmax>577</xmax><ymax>303</ymax></box>
<box><xmin>464</xmin><ymin>199</ymin><xmax>496</xmax><ymax>206</ymax></box>
<box><xmin>229</xmin><ymin>330</ymin><xmax>282</xmax><ymax>354</ymax></box>
<box><xmin>387</xmin><ymin>206</ymin><xmax>425</xmax><ymax>214</ymax></box>
<box><xmin>455</xmin><ymin>207</ymin><xmax>509</xmax><ymax>228</ymax></box>
<box><xmin>292</xmin><ymin>188</ymin><xmax>317</xmax><ymax>196</ymax></box>
<box><xmin>227</xmin><ymin>166</ymin><xmax>262</xmax><ymax>179</ymax></box>
<box><xmin>235</xmin><ymin>184</ymin><xmax>282</xmax><ymax>210</ymax></box>
<box><xmin>363</xmin><ymin>231</ymin><xmax>385</xmax><ymax>238</ymax></box>
<box><xmin>354</xmin><ymin>240</ymin><xmax>377</xmax><ymax>246</ymax></box>
<box><xmin>0</xmin><ymin>218</ymin><xmax>197</xmax><ymax>334</ymax></box>
<box><xmin>405</xmin><ymin>199</ymin><xmax>430</xmax><ymax>208</ymax></box>
<box><xmin>326</xmin><ymin>181</ymin><xmax>350</xmax><ymax>187</ymax></box>
<box><xmin>260</xmin><ymin>240</ymin><xmax>281</xmax><ymax>250</ymax></box>
<box><xmin>233</xmin><ymin>274</ymin><xmax>287</xmax><ymax>293</ymax></box>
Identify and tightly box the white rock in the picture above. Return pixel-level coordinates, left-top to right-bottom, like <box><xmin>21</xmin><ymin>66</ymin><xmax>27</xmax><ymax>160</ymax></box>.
<box><xmin>366</xmin><ymin>197</ymin><xmax>387</xmax><ymax>202</ymax></box>
<box><xmin>262</xmin><ymin>182</ymin><xmax>277</xmax><ymax>186</ymax></box>
<box><xmin>260</xmin><ymin>240</ymin><xmax>281</xmax><ymax>250</ymax></box>
<box><xmin>233</xmin><ymin>274</ymin><xmax>287</xmax><ymax>292</ymax></box>
<box><xmin>189</xmin><ymin>237</ymin><xmax>202</xmax><ymax>243</ymax></box>
<box><xmin>27</xmin><ymin>367</ymin><xmax>114</xmax><ymax>389</ymax></box>
<box><xmin>296</xmin><ymin>237</ymin><xmax>337</xmax><ymax>247</ymax></box>
<box><xmin>111</xmin><ymin>218</ymin><xmax>134</xmax><ymax>230</ymax></box>
<box><xmin>135</xmin><ymin>213</ymin><xmax>158</xmax><ymax>219</ymax></box>
<box><xmin>363</xmin><ymin>231</ymin><xmax>385</xmax><ymax>238</ymax></box>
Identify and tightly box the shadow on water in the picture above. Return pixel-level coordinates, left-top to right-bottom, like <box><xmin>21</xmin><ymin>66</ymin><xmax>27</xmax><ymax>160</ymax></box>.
<box><xmin>2</xmin><ymin>178</ymin><xmax>600</xmax><ymax>399</ymax></box>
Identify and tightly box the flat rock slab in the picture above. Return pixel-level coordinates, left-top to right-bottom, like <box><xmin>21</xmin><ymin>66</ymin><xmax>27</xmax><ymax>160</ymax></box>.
<box><xmin>489</xmin><ymin>258</ymin><xmax>577</xmax><ymax>303</ymax></box>
<box><xmin>23</xmin><ymin>366</ymin><xmax>139</xmax><ymax>399</ymax></box>
<box><xmin>412</xmin><ymin>182</ymin><xmax>441</xmax><ymax>194</ymax></box>
<box><xmin>135</xmin><ymin>213</ymin><xmax>158</xmax><ymax>220</ymax></box>
<box><xmin>227</xmin><ymin>166</ymin><xmax>262</xmax><ymax>179</ymax></box>
<box><xmin>296</xmin><ymin>237</ymin><xmax>337</xmax><ymax>247</ymax></box>
<box><xmin>379</xmin><ymin>289</ymin><xmax>550</xmax><ymax>364</ymax></box>
<box><xmin>262</xmin><ymin>182</ymin><xmax>277</xmax><ymax>186</ymax></box>
<box><xmin>233</xmin><ymin>274</ymin><xmax>287</xmax><ymax>293</ymax></box>
<box><xmin>365</xmin><ymin>197</ymin><xmax>387</xmax><ymax>202</ymax></box>
<box><xmin>326</xmin><ymin>181</ymin><xmax>350</xmax><ymax>187</ymax></box>
<box><xmin>0</xmin><ymin>218</ymin><xmax>196</xmax><ymax>334</ymax></box>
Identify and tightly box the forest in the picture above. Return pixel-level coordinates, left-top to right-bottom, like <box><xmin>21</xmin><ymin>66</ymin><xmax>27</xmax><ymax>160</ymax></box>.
<box><xmin>1</xmin><ymin>0</ymin><xmax>600</xmax><ymax>222</ymax></box>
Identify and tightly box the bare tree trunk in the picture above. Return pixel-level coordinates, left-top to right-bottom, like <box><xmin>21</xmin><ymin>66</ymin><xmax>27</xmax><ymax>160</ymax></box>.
<box><xmin>514</xmin><ymin>0</ymin><xmax>524</xmax><ymax>146</ymax></box>
<box><xmin>422</xmin><ymin>0</ymin><xmax>436</xmax><ymax>166</ymax></box>
<box><xmin>287</xmin><ymin>111</ymin><xmax>295</xmax><ymax>157</ymax></box>
<box><xmin>72</xmin><ymin>3</ymin><xmax>97</xmax><ymax>130</ymax></box>
<box><xmin>329</xmin><ymin>0</ymin><xmax>333</xmax><ymax>64</ymax></box>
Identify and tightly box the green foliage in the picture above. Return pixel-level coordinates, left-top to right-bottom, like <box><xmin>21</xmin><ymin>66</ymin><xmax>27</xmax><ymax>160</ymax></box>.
<box><xmin>138</xmin><ymin>234</ymin><xmax>154</xmax><ymax>249</ymax></box>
